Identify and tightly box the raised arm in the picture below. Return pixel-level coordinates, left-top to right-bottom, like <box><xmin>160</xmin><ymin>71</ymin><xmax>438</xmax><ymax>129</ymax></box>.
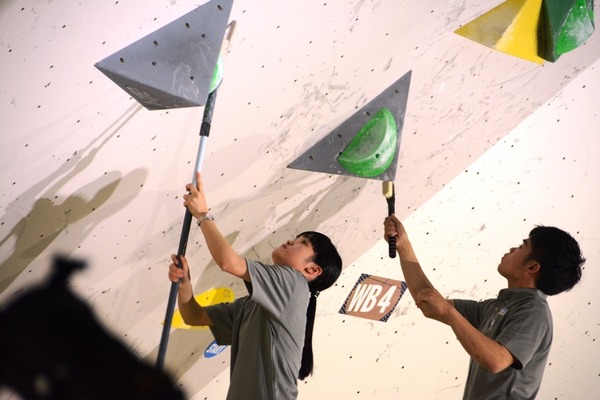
<box><xmin>384</xmin><ymin>215</ymin><xmax>436</xmax><ymax>302</ymax></box>
<box><xmin>384</xmin><ymin>215</ymin><xmax>515</xmax><ymax>373</ymax></box>
<box><xmin>183</xmin><ymin>172</ymin><xmax>249</xmax><ymax>281</ymax></box>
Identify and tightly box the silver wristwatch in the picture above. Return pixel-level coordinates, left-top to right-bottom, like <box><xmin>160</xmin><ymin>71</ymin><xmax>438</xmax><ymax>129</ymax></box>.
<box><xmin>196</xmin><ymin>213</ymin><xmax>215</xmax><ymax>227</ymax></box>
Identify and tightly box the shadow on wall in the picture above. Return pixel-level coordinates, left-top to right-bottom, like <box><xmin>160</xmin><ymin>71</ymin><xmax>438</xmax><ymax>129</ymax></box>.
<box><xmin>0</xmin><ymin>255</ymin><xmax>184</xmax><ymax>400</ymax></box>
<box><xmin>141</xmin><ymin>167</ymin><xmax>366</xmax><ymax>396</ymax></box>
<box><xmin>0</xmin><ymin>105</ymin><xmax>145</xmax><ymax>295</ymax></box>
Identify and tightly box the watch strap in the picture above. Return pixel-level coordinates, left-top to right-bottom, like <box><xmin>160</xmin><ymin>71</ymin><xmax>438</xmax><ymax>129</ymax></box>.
<box><xmin>196</xmin><ymin>213</ymin><xmax>214</xmax><ymax>227</ymax></box>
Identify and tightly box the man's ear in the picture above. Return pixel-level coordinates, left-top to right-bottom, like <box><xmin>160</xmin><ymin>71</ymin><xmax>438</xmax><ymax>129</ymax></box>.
<box><xmin>527</xmin><ymin>259</ymin><xmax>541</xmax><ymax>274</ymax></box>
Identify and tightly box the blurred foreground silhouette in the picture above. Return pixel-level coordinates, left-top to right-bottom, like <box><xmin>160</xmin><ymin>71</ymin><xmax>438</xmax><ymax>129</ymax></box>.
<box><xmin>0</xmin><ymin>256</ymin><xmax>184</xmax><ymax>400</ymax></box>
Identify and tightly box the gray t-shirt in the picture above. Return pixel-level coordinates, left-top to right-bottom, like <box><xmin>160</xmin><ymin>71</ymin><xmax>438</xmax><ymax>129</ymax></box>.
<box><xmin>454</xmin><ymin>288</ymin><xmax>552</xmax><ymax>400</ymax></box>
<box><xmin>205</xmin><ymin>259</ymin><xmax>310</xmax><ymax>400</ymax></box>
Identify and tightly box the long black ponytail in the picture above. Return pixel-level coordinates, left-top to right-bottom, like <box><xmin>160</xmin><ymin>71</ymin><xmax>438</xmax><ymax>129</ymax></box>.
<box><xmin>296</xmin><ymin>231</ymin><xmax>342</xmax><ymax>380</ymax></box>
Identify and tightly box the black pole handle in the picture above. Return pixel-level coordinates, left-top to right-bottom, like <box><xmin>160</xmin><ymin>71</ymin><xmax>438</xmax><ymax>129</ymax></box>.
<box><xmin>388</xmin><ymin>232</ymin><xmax>397</xmax><ymax>258</ymax></box>
<box><xmin>156</xmin><ymin>209</ymin><xmax>193</xmax><ymax>368</ymax></box>
<box><xmin>386</xmin><ymin>183</ymin><xmax>396</xmax><ymax>259</ymax></box>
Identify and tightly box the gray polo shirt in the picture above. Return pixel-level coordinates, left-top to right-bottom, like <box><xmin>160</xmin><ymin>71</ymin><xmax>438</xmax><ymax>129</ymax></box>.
<box><xmin>454</xmin><ymin>288</ymin><xmax>552</xmax><ymax>400</ymax></box>
<box><xmin>205</xmin><ymin>259</ymin><xmax>310</xmax><ymax>400</ymax></box>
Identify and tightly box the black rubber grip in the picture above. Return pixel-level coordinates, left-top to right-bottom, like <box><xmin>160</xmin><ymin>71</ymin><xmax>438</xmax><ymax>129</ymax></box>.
<box><xmin>388</xmin><ymin>235</ymin><xmax>396</xmax><ymax>258</ymax></box>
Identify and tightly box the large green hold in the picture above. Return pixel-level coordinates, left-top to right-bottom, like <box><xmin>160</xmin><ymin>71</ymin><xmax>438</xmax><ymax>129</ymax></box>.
<box><xmin>538</xmin><ymin>0</ymin><xmax>595</xmax><ymax>62</ymax></box>
<box><xmin>336</xmin><ymin>108</ymin><xmax>397</xmax><ymax>178</ymax></box>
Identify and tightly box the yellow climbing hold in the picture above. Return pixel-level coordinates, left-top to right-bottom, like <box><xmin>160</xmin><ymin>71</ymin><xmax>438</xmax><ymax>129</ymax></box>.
<box><xmin>166</xmin><ymin>287</ymin><xmax>235</xmax><ymax>330</ymax></box>
<box><xmin>455</xmin><ymin>0</ymin><xmax>545</xmax><ymax>64</ymax></box>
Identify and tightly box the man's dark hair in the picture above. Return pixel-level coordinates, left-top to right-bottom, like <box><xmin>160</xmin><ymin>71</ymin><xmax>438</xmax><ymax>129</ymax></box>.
<box><xmin>528</xmin><ymin>226</ymin><xmax>585</xmax><ymax>296</ymax></box>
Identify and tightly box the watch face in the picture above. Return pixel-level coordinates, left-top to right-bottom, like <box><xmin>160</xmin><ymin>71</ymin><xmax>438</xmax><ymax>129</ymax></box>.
<box><xmin>197</xmin><ymin>214</ymin><xmax>214</xmax><ymax>226</ymax></box>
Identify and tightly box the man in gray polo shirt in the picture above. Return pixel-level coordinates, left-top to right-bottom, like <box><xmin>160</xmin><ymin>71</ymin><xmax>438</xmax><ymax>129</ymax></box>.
<box><xmin>384</xmin><ymin>215</ymin><xmax>585</xmax><ymax>399</ymax></box>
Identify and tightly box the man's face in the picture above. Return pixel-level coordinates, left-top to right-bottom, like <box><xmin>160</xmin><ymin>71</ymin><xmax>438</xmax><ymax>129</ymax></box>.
<box><xmin>272</xmin><ymin>235</ymin><xmax>315</xmax><ymax>271</ymax></box>
<box><xmin>498</xmin><ymin>238</ymin><xmax>534</xmax><ymax>280</ymax></box>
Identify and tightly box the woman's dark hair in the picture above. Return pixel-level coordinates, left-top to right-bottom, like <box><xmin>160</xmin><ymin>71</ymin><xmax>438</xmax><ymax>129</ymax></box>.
<box><xmin>528</xmin><ymin>225</ymin><xmax>585</xmax><ymax>296</ymax></box>
<box><xmin>296</xmin><ymin>231</ymin><xmax>342</xmax><ymax>380</ymax></box>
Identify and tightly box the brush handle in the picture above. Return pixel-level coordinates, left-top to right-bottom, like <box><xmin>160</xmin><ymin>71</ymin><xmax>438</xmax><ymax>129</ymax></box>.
<box><xmin>385</xmin><ymin>184</ymin><xmax>396</xmax><ymax>259</ymax></box>
<box><xmin>388</xmin><ymin>232</ymin><xmax>396</xmax><ymax>258</ymax></box>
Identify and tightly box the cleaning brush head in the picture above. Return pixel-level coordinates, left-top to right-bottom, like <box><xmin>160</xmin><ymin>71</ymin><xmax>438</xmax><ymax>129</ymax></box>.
<box><xmin>382</xmin><ymin>181</ymin><xmax>394</xmax><ymax>199</ymax></box>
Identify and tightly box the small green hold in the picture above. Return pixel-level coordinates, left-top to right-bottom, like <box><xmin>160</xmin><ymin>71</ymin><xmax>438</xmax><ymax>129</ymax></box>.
<box><xmin>209</xmin><ymin>55</ymin><xmax>224</xmax><ymax>93</ymax></box>
<box><xmin>337</xmin><ymin>107</ymin><xmax>397</xmax><ymax>178</ymax></box>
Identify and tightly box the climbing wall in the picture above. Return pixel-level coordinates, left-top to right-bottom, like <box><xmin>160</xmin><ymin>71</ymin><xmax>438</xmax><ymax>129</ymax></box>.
<box><xmin>1</xmin><ymin>1</ymin><xmax>599</xmax><ymax>399</ymax></box>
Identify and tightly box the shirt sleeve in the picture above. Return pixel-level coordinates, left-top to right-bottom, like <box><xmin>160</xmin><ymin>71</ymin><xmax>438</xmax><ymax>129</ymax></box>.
<box><xmin>246</xmin><ymin>259</ymin><xmax>306</xmax><ymax>319</ymax></box>
<box><xmin>205</xmin><ymin>300</ymin><xmax>236</xmax><ymax>345</ymax></box>
<box><xmin>454</xmin><ymin>296</ymin><xmax>552</xmax><ymax>370</ymax></box>
<box><xmin>494</xmin><ymin>300</ymin><xmax>552</xmax><ymax>369</ymax></box>
<box><xmin>453</xmin><ymin>298</ymin><xmax>485</xmax><ymax>326</ymax></box>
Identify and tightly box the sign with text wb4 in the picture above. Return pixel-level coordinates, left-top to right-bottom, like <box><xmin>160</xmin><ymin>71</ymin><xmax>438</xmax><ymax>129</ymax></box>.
<box><xmin>339</xmin><ymin>273</ymin><xmax>407</xmax><ymax>322</ymax></box>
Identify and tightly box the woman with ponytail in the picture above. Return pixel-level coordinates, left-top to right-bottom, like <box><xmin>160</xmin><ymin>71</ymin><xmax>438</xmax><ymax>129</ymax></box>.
<box><xmin>298</xmin><ymin>231</ymin><xmax>343</xmax><ymax>380</ymax></box>
<box><xmin>168</xmin><ymin>172</ymin><xmax>342</xmax><ymax>400</ymax></box>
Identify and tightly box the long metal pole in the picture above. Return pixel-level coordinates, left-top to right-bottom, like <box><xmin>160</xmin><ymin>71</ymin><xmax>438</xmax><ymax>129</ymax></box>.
<box><xmin>156</xmin><ymin>87</ymin><xmax>218</xmax><ymax>369</ymax></box>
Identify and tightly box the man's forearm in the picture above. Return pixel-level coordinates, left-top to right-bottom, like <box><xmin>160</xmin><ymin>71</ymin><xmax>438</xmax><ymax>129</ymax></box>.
<box><xmin>445</xmin><ymin>307</ymin><xmax>515</xmax><ymax>373</ymax></box>
<box><xmin>396</xmin><ymin>234</ymin><xmax>435</xmax><ymax>301</ymax></box>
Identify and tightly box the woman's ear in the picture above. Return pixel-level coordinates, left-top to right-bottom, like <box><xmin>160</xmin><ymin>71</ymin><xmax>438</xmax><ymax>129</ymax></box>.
<box><xmin>306</xmin><ymin>263</ymin><xmax>323</xmax><ymax>279</ymax></box>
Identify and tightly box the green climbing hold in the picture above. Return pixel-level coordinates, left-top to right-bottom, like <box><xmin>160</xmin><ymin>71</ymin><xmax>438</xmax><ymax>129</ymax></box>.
<box><xmin>538</xmin><ymin>0</ymin><xmax>595</xmax><ymax>62</ymax></box>
<box><xmin>209</xmin><ymin>55</ymin><xmax>224</xmax><ymax>93</ymax></box>
<box><xmin>555</xmin><ymin>0</ymin><xmax>595</xmax><ymax>56</ymax></box>
<box><xmin>337</xmin><ymin>108</ymin><xmax>397</xmax><ymax>178</ymax></box>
